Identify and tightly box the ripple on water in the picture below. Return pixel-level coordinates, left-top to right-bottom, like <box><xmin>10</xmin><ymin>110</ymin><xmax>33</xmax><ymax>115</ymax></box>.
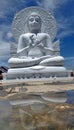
<box><xmin>41</xmin><ymin>90</ymin><xmax>67</xmax><ymax>103</ymax></box>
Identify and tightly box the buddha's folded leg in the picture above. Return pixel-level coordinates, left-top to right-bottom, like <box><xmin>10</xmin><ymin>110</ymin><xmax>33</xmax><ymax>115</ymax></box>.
<box><xmin>8</xmin><ymin>57</ymin><xmax>41</xmax><ymax>68</ymax></box>
<box><xmin>8</xmin><ymin>55</ymin><xmax>52</xmax><ymax>68</ymax></box>
<box><xmin>39</xmin><ymin>56</ymin><xmax>64</xmax><ymax>66</ymax></box>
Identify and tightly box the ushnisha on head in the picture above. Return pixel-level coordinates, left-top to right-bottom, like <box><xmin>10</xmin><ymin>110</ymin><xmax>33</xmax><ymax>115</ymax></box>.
<box><xmin>27</xmin><ymin>12</ymin><xmax>42</xmax><ymax>34</ymax></box>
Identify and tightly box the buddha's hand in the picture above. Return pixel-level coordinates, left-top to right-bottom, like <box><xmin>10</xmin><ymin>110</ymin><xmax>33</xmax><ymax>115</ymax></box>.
<box><xmin>33</xmin><ymin>36</ymin><xmax>46</xmax><ymax>47</ymax></box>
<box><xmin>29</xmin><ymin>35</ymin><xmax>39</xmax><ymax>47</ymax></box>
<box><xmin>29</xmin><ymin>35</ymin><xmax>35</xmax><ymax>46</ymax></box>
<box><xmin>29</xmin><ymin>35</ymin><xmax>43</xmax><ymax>47</ymax></box>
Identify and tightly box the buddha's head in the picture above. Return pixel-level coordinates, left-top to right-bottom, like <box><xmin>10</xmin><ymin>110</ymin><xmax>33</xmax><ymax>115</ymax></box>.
<box><xmin>27</xmin><ymin>12</ymin><xmax>42</xmax><ymax>34</ymax></box>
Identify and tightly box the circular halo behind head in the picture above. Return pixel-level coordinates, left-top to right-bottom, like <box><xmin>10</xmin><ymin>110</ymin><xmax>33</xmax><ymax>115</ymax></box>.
<box><xmin>12</xmin><ymin>6</ymin><xmax>57</xmax><ymax>42</ymax></box>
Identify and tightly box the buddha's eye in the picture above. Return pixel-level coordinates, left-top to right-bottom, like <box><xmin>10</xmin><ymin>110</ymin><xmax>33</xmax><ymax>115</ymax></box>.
<box><xmin>29</xmin><ymin>17</ymin><xmax>34</xmax><ymax>22</ymax></box>
<box><xmin>29</xmin><ymin>16</ymin><xmax>40</xmax><ymax>23</ymax></box>
<box><xmin>35</xmin><ymin>17</ymin><xmax>40</xmax><ymax>22</ymax></box>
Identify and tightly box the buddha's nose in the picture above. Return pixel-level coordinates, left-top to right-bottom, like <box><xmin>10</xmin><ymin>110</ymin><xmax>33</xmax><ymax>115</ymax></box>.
<box><xmin>33</xmin><ymin>19</ymin><xmax>37</xmax><ymax>23</ymax></box>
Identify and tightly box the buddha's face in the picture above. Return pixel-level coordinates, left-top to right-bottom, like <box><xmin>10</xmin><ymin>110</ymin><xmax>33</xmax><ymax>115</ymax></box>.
<box><xmin>28</xmin><ymin>13</ymin><xmax>42</xmax><ymax>33</ymax></box>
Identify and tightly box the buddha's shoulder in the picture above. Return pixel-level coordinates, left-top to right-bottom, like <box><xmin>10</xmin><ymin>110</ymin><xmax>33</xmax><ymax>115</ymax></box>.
<box><xmin>19</xmin><ymin>33</ymin><xmax>50</xmax><ymax>38</ymax></box>
<box><xmin>19</xmin><ymin>33</ymin><xmax>32</xmax><ymax>38</ymax></box>
<box><xmin>38</xmin><ymin>33</ymin><xmax>50</xmax><ymax>38</ymax></box>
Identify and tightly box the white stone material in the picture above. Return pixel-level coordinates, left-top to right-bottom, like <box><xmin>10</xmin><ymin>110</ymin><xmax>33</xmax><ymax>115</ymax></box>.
<box><xmin>12</xmin><ymin>7</ymin><xmax>57</xmax><ymax>42</ymax></box>
<box><xmin>6</xmin><ymin>66</ymin><xmax>68</xmax><ymax>80</ymax></box>
<box><xmin>4</xmin><ymin>7</ymin><xmax>68</xmax><ymax>80</ymax></box>
<box><xmin>40</xmin><ymin>56</ymin><xmax>64</xmax><ymax>66</ymax></box>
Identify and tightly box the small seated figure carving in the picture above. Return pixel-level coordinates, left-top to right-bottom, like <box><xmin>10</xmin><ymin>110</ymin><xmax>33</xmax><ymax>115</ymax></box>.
<box><xmin>9</xmin><ymin>12</ymin><xmax>64</xmax><ymax>68</ymax></box>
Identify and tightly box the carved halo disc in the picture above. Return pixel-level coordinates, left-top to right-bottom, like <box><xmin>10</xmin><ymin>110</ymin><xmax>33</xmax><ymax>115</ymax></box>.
<box><xmin>12</xmin><ymin>6</ymin><xmax>57</xmax><ymax>42</ymax></box>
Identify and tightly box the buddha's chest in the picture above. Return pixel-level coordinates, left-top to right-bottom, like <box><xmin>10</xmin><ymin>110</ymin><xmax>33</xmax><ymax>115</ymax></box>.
<box><xmin>28</xmin><ymin>46</ymin><xmax>43</xmax><ymax>58</ymax></box>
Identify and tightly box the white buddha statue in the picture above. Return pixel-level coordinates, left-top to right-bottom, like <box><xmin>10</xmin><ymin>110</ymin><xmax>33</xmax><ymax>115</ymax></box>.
<box><xmin>3</xmin><ymin>7</ymin><xmax>68</xmax><ymax>80</ymax></box>
<box><xmin>8</xmin><ymin>12</ymin><xmax>64</xmax><ymax>68</ymax></box>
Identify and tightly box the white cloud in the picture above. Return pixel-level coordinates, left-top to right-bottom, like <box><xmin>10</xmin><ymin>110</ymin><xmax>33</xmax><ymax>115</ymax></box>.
<box><xmin>7</xmin><ymin>31</ymin><xmax>13</xmax><ymax>39</ymax></box>
<box><xmin>39</xmin><ymin>0</ymin><xmax>69</xmax><ymax>11</ymax></box>
<box><xmin>0</xmin><ymin>31</ymin><xmax>10</xmax><ymax>65</ymax></box>
<box><xmin>0</xmin><ymin>0</ymin><xmax>11</xmax><ymax>18</ymax></box>
<box><xmin>38</xmin><ymin>0</ymin><xmax>74</xmax><ymax>39</ymax></box>
<box><xmin>57</xmin><ymin>30</ymin><xmax>74</xmax><ymax>39</ymax></box>
<box><xmin>56</xmin><ymin>10</ymin><xmax>74</xmax><ymax>39</ymax></box>
<box><xmin>0</xmin><ymin>23</ymin><xmax>14</xmax><ymax>42</ymax></box>
<box><xmin>0</xmin><ymin>43</ymin><xmax>10</xmax><ymax>56</ymax></box>
<box><xmin>0</xmin><ymin>0</ymin><xmax>26</xmax><ymax>18</ymax></box>
<box><xmin>64</xmin><ymin>57</ymin><xmax>74</xmax><ymax>69</ymax></box>
<box><xmin>0</xmin><ymin>24</ymin><xmax>11</xmax><ymax>34</ymax></box>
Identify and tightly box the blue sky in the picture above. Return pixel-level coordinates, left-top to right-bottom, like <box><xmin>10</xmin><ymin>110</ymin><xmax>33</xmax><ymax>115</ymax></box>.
<box><xmin>0</xmin><ymin>0</ymin><xmax>74</xmax><ymax>69</ymax></box>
